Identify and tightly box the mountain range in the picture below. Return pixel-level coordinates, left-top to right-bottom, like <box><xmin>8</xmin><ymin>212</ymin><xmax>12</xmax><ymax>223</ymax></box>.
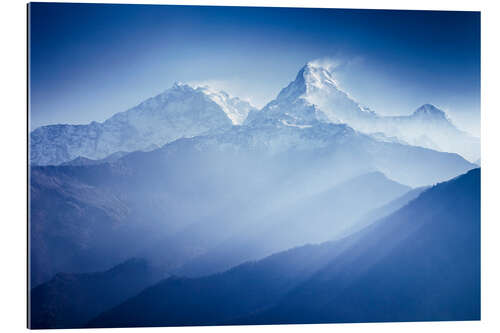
<box><xmin>30</xmin><ymin>63</ymin><xmax>479</xmax><ymax>166</ymax></box>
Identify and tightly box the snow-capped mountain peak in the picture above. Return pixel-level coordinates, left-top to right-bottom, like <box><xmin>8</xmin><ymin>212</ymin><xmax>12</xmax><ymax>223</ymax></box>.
<box><xmin>246</xmin><ymin>62</ymin><xmax>372</xmax><ymax>127</ymax></box>
<box><xmin>124</xmin><ymin>82</ymin><xmax>256</xmax><ymax>126</ymax></box>
<box><xmin>30</xmin><ymin>82</ymin><xmax>255</xmax><ymax>165</ymax></box>
<box><xmin>275</xmin><ymin>63</ymin><xmax>339</xmax><ymax>102</ymax></box>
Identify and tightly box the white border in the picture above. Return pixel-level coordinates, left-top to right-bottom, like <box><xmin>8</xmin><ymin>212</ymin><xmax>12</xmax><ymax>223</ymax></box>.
<box><xmin>1</xmin><ymin>0</ymin><xmax>499</xmax><ymax>332</ymax></box>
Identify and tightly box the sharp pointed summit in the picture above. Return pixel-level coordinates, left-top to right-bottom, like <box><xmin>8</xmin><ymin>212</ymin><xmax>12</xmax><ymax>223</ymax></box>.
<box><xmin>245</xmin><ymin>62</ymin><xmax>374</xmax><ymax>127</ymax></box>
<box><xmin>273</xmin><ymin>62</ymin><xmax>340</xmax><ymax>102</ymax></box>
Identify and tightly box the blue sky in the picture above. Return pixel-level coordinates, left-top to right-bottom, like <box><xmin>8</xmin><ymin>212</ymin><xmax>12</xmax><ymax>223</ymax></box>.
<box><xmin>29</xmin><ymin>3</ymin><xmax>480</xmax><ymax>136</ymax></box>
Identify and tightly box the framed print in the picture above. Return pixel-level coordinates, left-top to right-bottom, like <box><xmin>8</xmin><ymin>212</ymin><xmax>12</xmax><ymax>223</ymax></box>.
<box><xmin>27</xmin><ymin>2</ymin><xmax>480</xmax><ymax>329</ymax></box>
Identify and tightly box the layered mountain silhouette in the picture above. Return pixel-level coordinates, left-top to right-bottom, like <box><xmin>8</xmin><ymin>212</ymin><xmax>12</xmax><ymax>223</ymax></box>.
<box><xmin>29</xmin><ymin>72</ymin><xmax>476</xmax><ymax>283</ymax></box>
<box><xmin>86</xmin><ymin>168</ymin><xmax>480</xmax><ymax>327</ymax></box>
<box><xmin>29</xmin><ymin>122</ymin><xmax>474</xmax><ymax>286</ymax></box>
<box><xmin>240</xmin><ymin>168</ymin><xmax>480</xmax><ymax>324</ymax></box>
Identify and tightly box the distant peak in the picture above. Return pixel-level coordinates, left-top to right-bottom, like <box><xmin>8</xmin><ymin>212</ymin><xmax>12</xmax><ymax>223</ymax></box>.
<box><xmin>413</xmin><ymin>104</ymin><xmax>446</xmax><ymax>118</ymax></box>
<box><xmin>419</xmin><ymin>104</ymin><xmax>440</xmax><ymax>111</ymax></box>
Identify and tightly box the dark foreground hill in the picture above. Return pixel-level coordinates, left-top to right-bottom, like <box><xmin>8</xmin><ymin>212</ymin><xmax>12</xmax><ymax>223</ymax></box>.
<box><xmin>88</xmin><ymin>168</ymin><xmax>480</xmax><ymax>327</ymax></box>
<box><xmin>29</xmin><ymin>258</ymin><xmax>160</xmax><ymax>329</ymax></box>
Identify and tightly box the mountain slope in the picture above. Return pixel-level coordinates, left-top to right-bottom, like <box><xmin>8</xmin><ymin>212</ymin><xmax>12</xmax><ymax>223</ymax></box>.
<box><xmin>87</xmin><ymin>238</ymin><xmax>363</xmax><ymax>328</ymax></box>
<box><xmin>341</xmin><ymin>185</ymin><xmax>430</xmax><ymax>236</ymax></box>
<box><xmin>29</xmin><ymin>166</ymin><xmax>133</xmax><ymax>286</ymax></box>
<box><xmin>29</xmin><ymin>131</ymin><xmax>375</xmax><ymax>286</ymax></box>
<box><xmin>240</xmin><ymin>168</ymin><xmax>480</xmax><ymax>324</ymax></box>
<box><xmin>161</xmin><ymin>119</ymin><xmax>474</xmax><ymax>187</ymax></box>
<box><xmin>30</xmin><ymin>83</ymin><xmax>256</xmax><ymax>166</ymax></box>
<box><xmin>175</xmin><ymin>172</ymin><xmax>411</xmax><ymax>277</ymax></box>
<box><xmin>87</xmin><ymin>168</ymin><xmax>479</xmax><ymax>327</ymax></box>
<box><xmin>197</xmin><ymin>85</ymin><xmax>256</xmax><ymax>125</ymax></box>
<box><xmin>29</xmin><ymin>258</ymin><xmax>160</xmax><ymax>329</ymax></box>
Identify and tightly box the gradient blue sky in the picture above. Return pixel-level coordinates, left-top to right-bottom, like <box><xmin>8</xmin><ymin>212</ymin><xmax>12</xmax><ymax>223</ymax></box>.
<box><xmin>29</xmin><ymin>3</ymin><xmax>480</xmax><ymax>136</ymax></box>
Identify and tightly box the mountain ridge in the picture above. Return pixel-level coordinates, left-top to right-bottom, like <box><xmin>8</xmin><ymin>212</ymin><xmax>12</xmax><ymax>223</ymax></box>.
<box><xmin>31</xmin><ymin>61</ymin><xmax>479</xmax><ymax>165</ymax></box>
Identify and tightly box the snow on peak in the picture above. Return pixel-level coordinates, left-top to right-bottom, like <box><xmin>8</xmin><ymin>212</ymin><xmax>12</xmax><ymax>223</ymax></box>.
<box><xmin>301</xmin><ymin>62</ymin><xmax>339</xmax><ymax>90</ymax></box>
<box><xmin>195</xmin><ymin>85</ymin><xmax>257</xmax><ymax>125</ymax></box>
<box><xmin>150</xmin><ymin>82</ymin><xmax>256</xmax><ymax>125</ymax></box>
<box><xmin>412</xmin><ymin>104</ymin><xmax>447</xmax><ymax>119</ymax></box>
<box><xmin>246</xmin><ymin>62</ymin><xmax>373</xmax><ymax>127</ymax></box>
<box><xmin>275</xmin><ymin>62</ymin><xmax>340</xmax><ymax>102</ymax></box>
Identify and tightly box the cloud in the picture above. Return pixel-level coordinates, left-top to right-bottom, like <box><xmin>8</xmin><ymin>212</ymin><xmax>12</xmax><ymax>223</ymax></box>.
<box><xmin>308</xmin><ymin>56</ymin><xmax>364</xmax><ymax>73</ymax></box>
<box><xmin>308</xmin><ymin>57</ymin><xmax>342</xmax><ymax>72</ymax></box>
